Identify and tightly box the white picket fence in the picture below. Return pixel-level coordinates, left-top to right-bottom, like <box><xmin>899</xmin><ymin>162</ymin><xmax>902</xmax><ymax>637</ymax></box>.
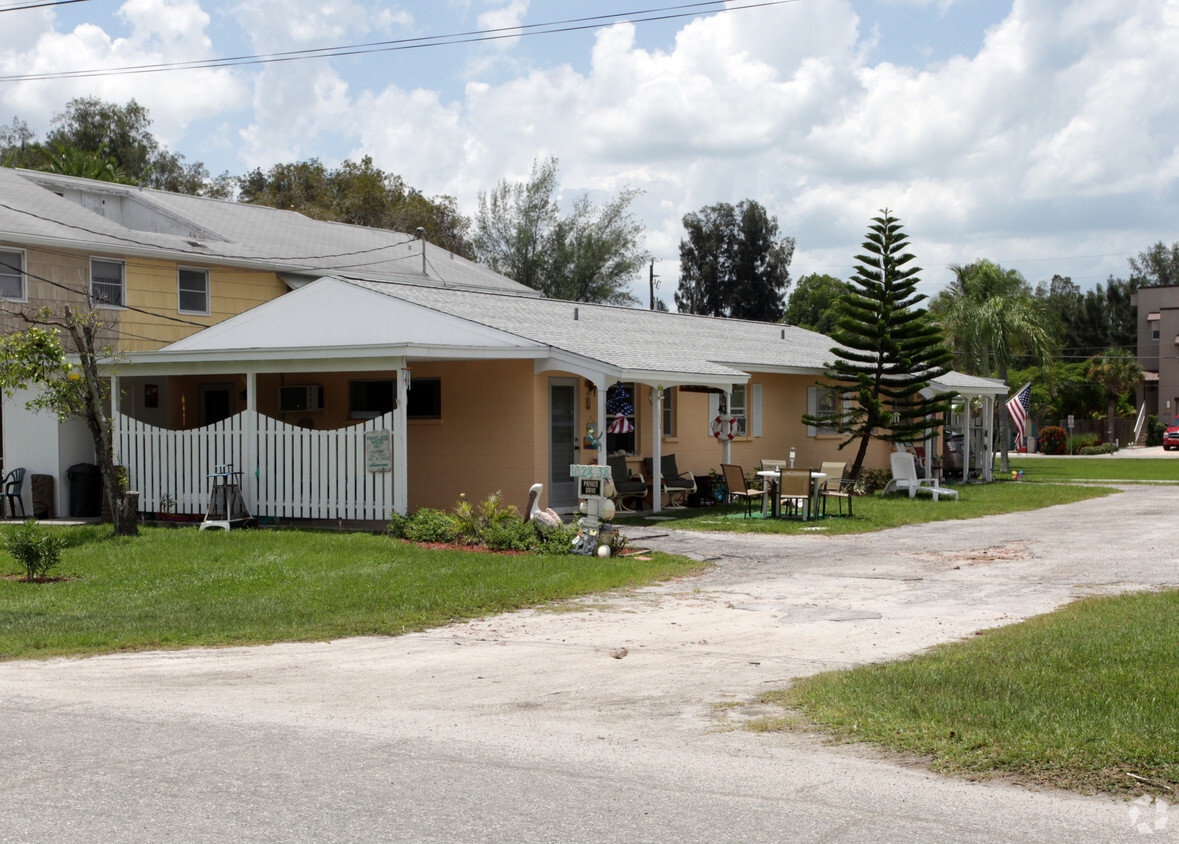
<box><xmin>115</xmin><ymin>410</ymin><xmax>395</xmax><ymax>521</ymax></box>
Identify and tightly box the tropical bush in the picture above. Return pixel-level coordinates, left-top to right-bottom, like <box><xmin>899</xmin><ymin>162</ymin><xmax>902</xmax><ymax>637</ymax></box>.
<box><xmin>388</xmin><ymin>494</ymin><xmax>587</xmax><ymax>555</ymax></box>
<box><xmin>855</xmin><ymin>467</ymin><xmax>891</xmax><ymax>494</ymax></box>
<box><xmin>453</xmin><ymin>490</ymin><xmax>520</xmax><ymax>546</ymax></box>
<box><xmin>1146</xmin><ymin>415</ymin><xmax>1165</xmax><ymax>448</ymax></box>
<box><xmin>403</xmin><ymin>508</ymin><xmax>460</xmax><ymax>544</ymax></box>
<box><xmin>6</xmin><ymin>519</ymin><xmax>66</xmax><ymax>582</ymax></box>
<box><xmin>1071</xmin><ymin>432</ymin><xmax>1103</xmax><ymax>454</ymax></box>
<box><xmin>1038</xmin><ymin>425</ymin><xmax>1068</xmax><ymax>455</ymax></box>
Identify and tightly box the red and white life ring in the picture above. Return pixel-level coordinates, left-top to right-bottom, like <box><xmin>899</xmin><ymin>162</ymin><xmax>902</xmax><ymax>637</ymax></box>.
<box><xmin>711</xmin><ymin>416</ymin><xmax>738</xmax><ymax>440</ymax></box>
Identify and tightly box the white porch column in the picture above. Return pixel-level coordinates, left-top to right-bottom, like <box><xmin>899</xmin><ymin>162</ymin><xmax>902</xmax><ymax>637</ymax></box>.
<box><xmin>983</xmin><ymin>395</ymin><xmax>994</xmax><ymax>481</ymax></box>
<box><xmin>595</xmin><ymin>377</ymin><xmax>608</xmax><ymax>466</ymax></box>
<box><xmin>110</xmin><ymin>374</ymin><xmax>121</xmax><ymax>480</ymax></box>
<box><xmin>244</xmin><ymin>371</ymin><xmax>257</xmax><ymax>512</ymax></box>
<box><xmin>393</xmin><ymin>365</ymin><xmax>409</xmax><ymax>516</ymax></box>
<box><xmin>651</xmin><ymin>386</ymin><xmax>663</xmax><ymax>513</ymax></box>
<box><xmin>962</xmin><ymin>398</ymin><xmax>972</xmax><ymax>483</ymax></box>
<box><xmin>924</xmin><ymin>425</ymin><xmax>934</xmax><ymax>480</ymax></box>
<box><xmin>722</xmin><ymin>389</ymin><xmax>732</xmax><ymax>465</ymax></box>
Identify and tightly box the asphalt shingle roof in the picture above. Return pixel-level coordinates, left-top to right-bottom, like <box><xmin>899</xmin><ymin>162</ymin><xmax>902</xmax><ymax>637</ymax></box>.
<box><xmin>0</xmin><ymin>167</ymin><xmax>532</xmax><ymax>295</ymax></box>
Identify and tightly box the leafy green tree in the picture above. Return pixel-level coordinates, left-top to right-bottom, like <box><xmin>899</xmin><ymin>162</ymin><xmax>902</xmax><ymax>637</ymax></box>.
<box><xmin>1</xmin><ymin>98</ymin><xmax>221</xmax><ymax>195</ymax></box>
<box><xmin>1033</xmin><ymin>274</ymin><xmax>1135</xmax><ymax>358</ymax></box>
<box><xmin>1129</xmin><ymin>241</ymin><xmax>1179</xmax><ymax>287</ymax></box>
<box><xmin>1086</xmin><ymin>348</ymin><xmax>1144</xmax><ymax>443</ymax></box>
<box><xmin>783</xmin><ymin>273</ymin><xmax>853</xmax><ymax>334</ymax></box>
<box><xmin>802</xmin><ymin>210</ymin><xmax>952</xmax><ymax>479</ymax></box>
<box><xmin>0</xmin><ymin>117</ymin><xmax>41</xmax><ymax>169</ymax></box>
<box><xmin>1007</xmin><ymin>362</ymin><xmax>1104</xmax><ymax>427</ymax></box>
<box><xmin>0</xmin><ymin>308</ymin><xmax>137</xmax><ymax>537</ymax></box>
<box><xmin>472</xmin><ymin>157</ymin><xmax>645</xmax><ymax>304</ymax></box>
<box><xmin>932</xmin><ymin>260</ymin><xmax>1055</xmax><ymax>471</ymax></box>
<box><xmin>46</xmin><ymin>97</ymin><xmax>214</xmax><ymax>193</ymax></box>
<box><xmin>36</xmin><ymin>142</ymin><xmax>136</xmax><ymax>184</ymax></box>
<box><xmin>675</xmin><ymin>199</ymin><xmax>794</xmax><ymax>321</ymax></box>
<box><xmin>241</xmin><ymin>156</ymin><xmax>474</xmax><ymax>257</ymax></box>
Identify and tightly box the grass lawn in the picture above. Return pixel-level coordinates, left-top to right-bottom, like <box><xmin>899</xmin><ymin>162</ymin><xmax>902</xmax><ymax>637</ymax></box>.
<box><xmin>0</xmin><ymin>525</ymin><xmax>701</xmax><ymax>660</ymax></box>
<box><xmin>1006</xmin><ymin>456</ymin><xmax>1179</xmax><ymax>483</ymax></box>
<box><xmin>617</xmin><ymin>481</ymin><xmax>1112</xmax><ymax>534</ymax></box>
<box><xmin>758</xmin><ymin>590</ymin><xmax>1179</xmax><ymax>796</ymax></box>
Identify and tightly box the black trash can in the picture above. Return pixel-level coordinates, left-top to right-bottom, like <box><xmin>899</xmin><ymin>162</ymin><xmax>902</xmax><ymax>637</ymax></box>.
<box><xmin>67</xmin><ymin>463</ymin><xmax>102</xmax><ymax>517</ymax></box>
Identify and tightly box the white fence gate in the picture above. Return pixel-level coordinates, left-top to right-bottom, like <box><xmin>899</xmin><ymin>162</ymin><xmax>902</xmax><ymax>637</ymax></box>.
<box><xmin>115</xmin><ymin>410</ymin><xmax>394</xmax><ymax>521</ymax></box>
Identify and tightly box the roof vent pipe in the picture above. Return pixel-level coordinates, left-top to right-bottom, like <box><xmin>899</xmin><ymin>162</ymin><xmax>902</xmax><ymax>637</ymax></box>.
<box><xmin>416</xmin><ymin>227</ymin><xmax>427</xmax><ymax>276</ymax></box>
<box><xmin>574</xmin><ymin>307</ymin><xmax>579</xmax><ymax>321</ymax></box>
<box><xmin>781</xmin><ymin>329</ymin><xmax>785</xmax><ymax>339</ymax></box>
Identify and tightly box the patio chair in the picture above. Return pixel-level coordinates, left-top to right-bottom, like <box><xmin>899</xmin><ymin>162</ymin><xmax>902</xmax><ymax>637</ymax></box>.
<box><xmin>818</xmin><ymin>460</ymin><xmax>854</xmax><ymax>517</ymax></box>
<box><xmin>777</xmin><ymin>469</ymin><xmax>811</xmax><ymax>520</ymax></box>
<box><xmin>760</xmin><ymin>459</ymin><xmax>788</xmax><ymax>473</ymax></box>
<box><xmin>880</xmin><ymin>452</ymin><xmax>958</xmax><ymax>501</ymax></box>
<box><xmin>720</xmin><ymin>463</ymin><xmax>760</xmax><ymax>518</ymax></box>
<box><xmin>2</xmin><ymin>467</ymin><xmax>26</xmax><ymax>519</ymax></box>
<box><xmin>607</xmin><ymin>455</ymin><xmax>648</xmax><ymax>512</ymax></box>
<box><xmin>644</xmin><ymin>454</ymin><xmax>697</xmax><ymax>509</ymax></box>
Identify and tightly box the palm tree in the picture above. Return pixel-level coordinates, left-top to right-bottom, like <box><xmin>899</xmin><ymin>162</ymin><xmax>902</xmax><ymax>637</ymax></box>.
<box><xmin>932</xmin><ymin>260</ymin><xmax>1056</xmax><ymax>472</ymax></box>
<box><xmin>1087</xmin><ymin>349</ymin><xmax>1144</xmax><ymax>444</ymax></box>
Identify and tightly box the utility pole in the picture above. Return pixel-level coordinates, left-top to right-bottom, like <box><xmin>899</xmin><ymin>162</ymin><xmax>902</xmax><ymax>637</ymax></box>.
<box><xmin>649</xmin><ymin>259</ymin><xmax>659</xmax><ymax>310</ymax></box>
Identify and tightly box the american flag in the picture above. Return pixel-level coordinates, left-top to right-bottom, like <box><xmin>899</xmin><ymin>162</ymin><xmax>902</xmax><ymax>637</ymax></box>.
<box><xmin>1006</xmin><ymin>382</ymin><xmax>1032</xmax><ymax>445</ymax></box>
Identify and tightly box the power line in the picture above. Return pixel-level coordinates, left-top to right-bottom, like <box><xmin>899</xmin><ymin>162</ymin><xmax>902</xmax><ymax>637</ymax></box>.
<box><xmin>0</xmin><ymin>0</ymin><xmax>796</xmax><ymax>83</ymax></box>
<box><xmin>0</xmin><ymin>0</ymin><xmax>91</xmax><ymax>12</ymax></box>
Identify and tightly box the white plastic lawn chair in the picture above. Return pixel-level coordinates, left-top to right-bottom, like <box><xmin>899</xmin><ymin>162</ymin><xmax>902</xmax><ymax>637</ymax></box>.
<box><xmin>880</xmin><ymin>452</ymin><xmax>958</xmax><ymax>501</ymax></box>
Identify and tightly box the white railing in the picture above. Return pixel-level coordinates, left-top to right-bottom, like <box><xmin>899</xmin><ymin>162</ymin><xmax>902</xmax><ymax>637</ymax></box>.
<box><xmin>1133</xmin><ymin>402</ymin><xmax>1148</xmax><ymax>446</ymax></box>
<box><xmin>115</xmin><ymin>410</ymin><xmax>394</xmax><ymax>521</ymax></box>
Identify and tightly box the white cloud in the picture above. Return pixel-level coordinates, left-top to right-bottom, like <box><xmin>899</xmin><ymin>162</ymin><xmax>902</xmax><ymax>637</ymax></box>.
<box><xmin>0</xmin><ymin>0</ymin><xmax>246</xmax><ymax>146</ymax></box>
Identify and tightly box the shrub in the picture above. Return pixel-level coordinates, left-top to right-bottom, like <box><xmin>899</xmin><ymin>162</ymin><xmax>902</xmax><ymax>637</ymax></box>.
<box><xmin>6</xmin><ymin>519</ymin><xmax>66</xmax><ymax>582</ymax></box>
<box><xmin>855</xmin><ymin>467</ymin><xmax>891</xmax><ymax>494</ymax></box>
<box><xmin>534</xmin><ymin>522</ymin><xmax>577</xmax><ymax>555</ymax></box>
<box><xmin>1072</xmin><ymin>432</ymin><xmax>1102</xmax><ymax>454</ymax></box>
<box><xmin>1079</xmin><ymin>443</ymin><xmax>1117</xmax><ymax>455</ymax></box>
<box><xmin>1146</xmin><ymin>415</ymin><xmax>1165</xmax><ymax>447</ymax></box>
<box><xmin>452</xmin><ymin>490</ymin><xmax>520</xmax><ymax>546</ymax></box>
<box><xmin>483</xmin><ymin>518</ymin><xmax>537</xmax><ymax>552</ymax></box>
<box><xmin>386</xmin><ymin>511</ymin><xmax>410</xmax><ymax>539</ymax></box>
<box><xmin>404</xmin><ymin>508</ymin><xmax>460</xmax><ymax>543</ymax></box>
<box><xmin>1038</xmin><ymin>426</ymin><xmax>1068</xmax><ymax>455</ymax></box>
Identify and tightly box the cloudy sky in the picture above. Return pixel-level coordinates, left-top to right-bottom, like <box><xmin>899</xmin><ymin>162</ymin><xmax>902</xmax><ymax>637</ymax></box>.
<box><xmin>1</xmin><ymin>0</ymin><xmax>1176</xmax><ymax>305</ymax></box>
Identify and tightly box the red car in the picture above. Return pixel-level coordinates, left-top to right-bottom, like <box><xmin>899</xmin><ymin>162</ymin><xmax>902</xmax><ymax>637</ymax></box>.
<box><xmin>1165</xmin><ymin>417</ymin><xmax>1179</xmax><ymax>451</ymax></box>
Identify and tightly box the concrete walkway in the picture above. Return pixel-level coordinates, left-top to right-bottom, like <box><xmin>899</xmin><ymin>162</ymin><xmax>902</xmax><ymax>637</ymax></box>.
<box><xmin>2</xmin><ymin>485</ymin><xmax>1177</xmax><ymax>842</ymax></box>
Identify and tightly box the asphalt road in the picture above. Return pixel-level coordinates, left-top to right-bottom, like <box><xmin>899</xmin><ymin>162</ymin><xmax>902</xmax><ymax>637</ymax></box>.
<box><xmin>3</xmin><ymin>482</ymin><xmax>1178</xmax><ymax>842</ymax></box>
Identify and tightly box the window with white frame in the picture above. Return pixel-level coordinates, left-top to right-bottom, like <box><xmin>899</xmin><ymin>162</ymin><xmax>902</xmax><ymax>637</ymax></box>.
<box><xmin>661</xmin><ymin>387</ymin><xmax>676</xmax><ymax>437</ymax></box>
<box><xmin>178</xmin><ymin>267</ymin><xmax>210</xmax><ymax>314</ymax></box>
<box><xmin>90</xmin><ymin>258</ymin><xmax>125</xmax><ymax>307</ymax></box>
<box><xmin>728</xmin><ymin>384</ymin><xmax>747</xmax><ymax>436</ymax></box>
<box><xmin>0</xmin><ymin>248</ymin><xmax>26</xmax><ymax>301</ymax></box>
<box><xmin>807</xmin><ymin>386</ymin><xmax>841</xmax><ymax>436</ymax></box>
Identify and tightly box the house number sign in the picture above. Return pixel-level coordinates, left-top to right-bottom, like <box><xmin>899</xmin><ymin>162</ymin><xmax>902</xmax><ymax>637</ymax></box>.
<box><xmin>365</xmin><ymin>430</ymin><xmax>393</xmax><ymax>473</ymax></box>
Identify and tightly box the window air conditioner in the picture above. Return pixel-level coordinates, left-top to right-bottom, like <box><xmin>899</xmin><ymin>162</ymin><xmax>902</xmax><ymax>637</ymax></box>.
<box><xmin>279</xmin><ymin>385</ymin><xmax>323</xmax><ymax>413</ymax></box>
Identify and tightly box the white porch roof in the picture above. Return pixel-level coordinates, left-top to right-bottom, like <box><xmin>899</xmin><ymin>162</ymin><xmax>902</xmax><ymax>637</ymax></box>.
<box><xmin>121</xmin><ymin>275</ymin><xmax>1009</xmax><ymax>396</ymax></box>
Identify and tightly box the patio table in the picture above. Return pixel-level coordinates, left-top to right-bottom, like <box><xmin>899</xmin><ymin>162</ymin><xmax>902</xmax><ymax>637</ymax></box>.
<box><xmin>756</xmin><ymin>470</ymin><xmax>826</xmax><ymax>520</ymax></box>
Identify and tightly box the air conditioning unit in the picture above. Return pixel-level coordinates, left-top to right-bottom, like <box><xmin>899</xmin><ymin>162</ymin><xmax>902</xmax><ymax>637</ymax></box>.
<box><xmin>279</xmin><ymin>385</ymin><xmax>323</xmax><ymax>413</ymax></box>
